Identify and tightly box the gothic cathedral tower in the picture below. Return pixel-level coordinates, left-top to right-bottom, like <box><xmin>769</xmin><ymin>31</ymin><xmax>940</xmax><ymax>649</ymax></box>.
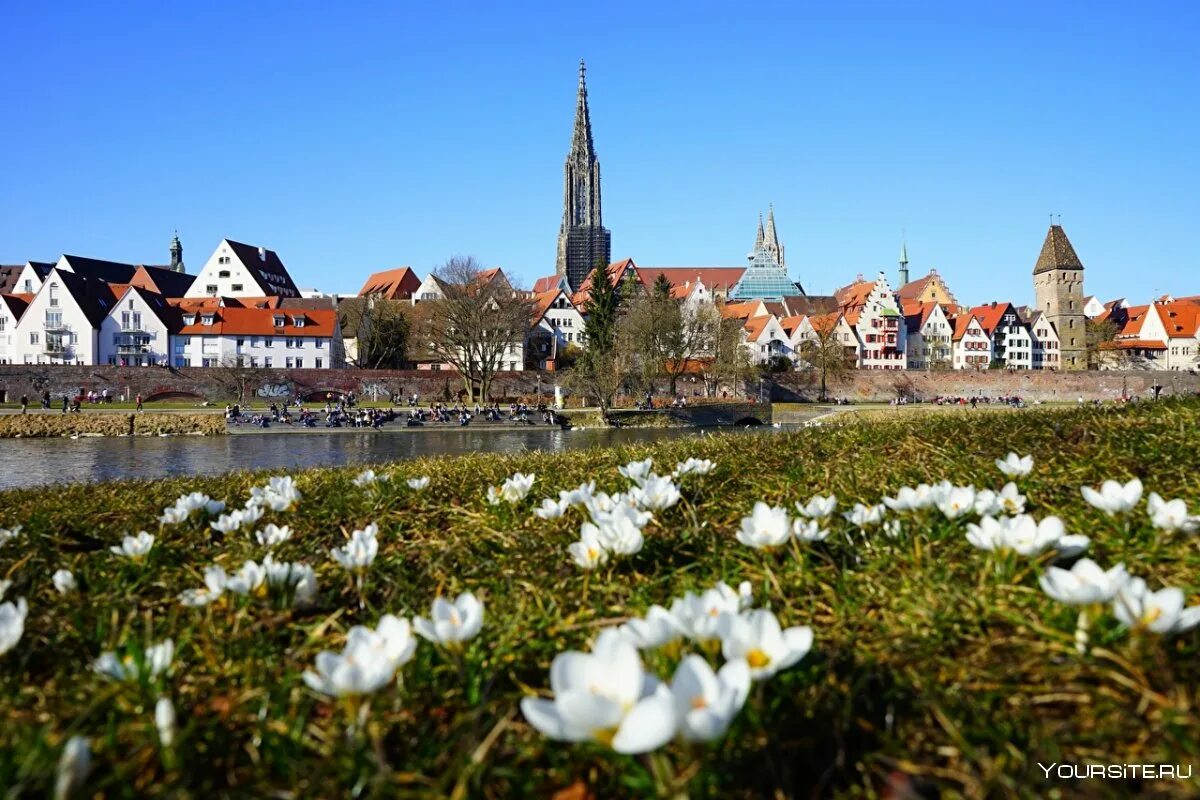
<box><xmin>1033</xmin><ymin>223</ymin><xmax>1086</xmax><ymax>369</ymax></box>
<box><xmin>556</xmin><ymin>60</ymin><xmax>611</xmax><ymax>291</ymax></box>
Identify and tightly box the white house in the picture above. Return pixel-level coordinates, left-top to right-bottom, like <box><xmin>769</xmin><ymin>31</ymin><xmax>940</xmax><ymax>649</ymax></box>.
<box><xmin>98</xmin><ymin>286</ymin><xmax>176</xmax><ymax>367</ymax></box>
<box><xmin>903</xmin><ymin>302</ymin><xmax>953</xmax><ymax>370</ymax></box>
<box><xmin>1025</xmin><ymin>310</ymin><xmax>1061</xmax><ymax>370</ymax></box>
<box><xmin>951</xmin><ymin>314</ymin><xmax>991</xmax><ymax>370</ymax></box>
<box><xmin>11</xmin><ymin>268</ymin><xmax>114</xmax><ymax>365</ymax></box>
<box><xmin>743</xmin><ymin>314</ymin><xmax>790</xmax><ymax>365</ymax></box>
<box><xmin>172</xmin><ymin>307</ymin><xmax>339</xmax><ymax>369</ymax></box>
<box><xmin>837</xmin><ymin>273</ymin><xmax>906</xmax><ymax>370</ymax></box>
<box><xmin>185</xmin><ymin>240</ymin><xmax>300</xmax><ymax>299</ymax></box>
<box><xmin>1082</xmin><ymin>295</ymin><xmax>1106</xmax><ymax>318</ymax></box>
<box><xmin>528</xmin><ymin>288</ymin><xmax>585</xmax><ymax>367</ymax></box>
<box><xmin>7</xmin><ymin>261</ymin><xmax>56</xmax><ymax>297</ymax></box>
<box><xmin>968</xmin><ymin>303</ymin><xmax>1032</xmax><ymax>369</ymax></box>
<box><xmin>0</xmin><ymin>294</ymin><xmax>31</xmax><ymax>364</ymax></box>
<box><xmin>780</xmin><ymin>314</ymin><xmax>817</xmax><ymax>364</ymax></box>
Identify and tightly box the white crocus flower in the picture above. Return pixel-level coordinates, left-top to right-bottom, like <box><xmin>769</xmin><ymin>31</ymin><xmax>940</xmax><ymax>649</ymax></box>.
<box><xmin>0</xmin><ymin>597</ymin><xmax>29</xmax><ymax>655</ymax></box>
<box><xmin>883</xmin><ymin>486</ymin><xmax>930</xmax><ymax>513</ymax></box>
<box><xmin>719</xmin><ymin>609</ymin><xmax>813</xmax><ymax>681</ymax></box>
<box><xmin>672</xmin><ymin>458</ymin><xmax>714</xmax><ymax>478</ymax></box>
<box><xmin>737</xmin><ymin>502</ymin><xmax>792</xmax><ymax>550</ymax></box>
<box><xmin>520</xmin><ymin>629</ymin><xmax>676</xmax><ymax>754</ymax></box>
<box><xmin>159</xmin><ymin>506</ymin><xmax>190</xmax><ymax>526</ymax></box>
<box><xmin>352</xmin><ymin>469</ymin><xmax>381</xmax><ymax>487</ymax></box>
<box><xmin>996</xmin><ymin>452</ymin><xmax>1033</xmax><ymax>477</ymax></box>
<box><xmin>155</xmin><ymin>696</ymin><xmax>177</xmax><ymax>747</ymax></box>
<box><xmin>844</xmin><ymin>503</ymin><xmax>885</xmax><ymax>529</ymax></box>
<box><xmin>966</xmin><ymin>514</ymin><xmax>1085</xmax><ymax>557</ymax></box>
<box><xmin>255</xmin><ymin>524</ymin><xmax>293</xmax><ymax>548</ymax></box>
<box><xmin>93</xmin><ymin>638</ymin><xmax>174</xmax><ymax>682</ymax></box>
<box><xmin>53</xmin><ymin>735</ymin><xmax>91</xmax><ymax>800</ymax></box>
<box><xmin>210</xmin><ymin>512</ymin><xmax>244</xmax><ymax>535</ymax></box>
<box><xmin>500</xmin><ymin>472</ymin><xmax>536</xmax><ymax>504</ymax></box>
<box><xmin>52</xmin><ymin>569</ymin><xmax>77</xmax><ymax>595</ymax></box>
<box><xmin>414</xmin><ymin>591</ymin><xmax>484</xmax><ymax>646</ymax></box>
<box><xmin>587</xmin><ymin>509</ymin><xmax>646</xmax><ymax>557</ymax></box>
<box><xmin>225</xmin><ymin>560</ymin><xmax>267</xmax><ymax>596</ymax></box>
<box><xmin>407</xmin><ymin>476</ymin><xmax>431</xmax><ymax>491</ymax></box>
<box><xmin>561</xmin><ymin>481</ymin><xmax>596</xmax><ymax>508</ymax></box>
<box><xmin>618</xmin><ymin>605</ymin><xmax>685</xmax><ymax>649</ymax></box>
<box><xmin>670</xmin><ymin>582</ymin><xmax>754</xmax><ymax>642</ymax></box>
<box><xmin>0</xmin><ymin>525</ymin><xmax>22</xmax><ymax>548</ymax></box>
<box><xmin>997</xmin><ymin>482</ymin><xmax>1026</xmax><ymax>515</ymax></box>
<box><xmin>179</xmin><ymin>565</ymin><xmax>228</xmax><ymax>607</ymax></box>
<box><xmin>1040</xmin><ymin>559</ymin><xmax>1129</xmax><ymax>605</ymax></box>
<box><xmin>881</xmin><ymin>519</ymin><xmax>902</xmax><ymax>539</ymax></box>
<box><xmin>238</xmin><ymin>503</ymin><xmax>265</xmax><ymax>526</ymax></box>
<box><xmin>670</xmin><ymin>655</ymin><xmax>751</xmax><ymax>742</ymax></box>
<box><xmin>568</xmin><ymin>527</ymin><xmax>609</xmax><ymax>570</ymax></box>
<box><xmin>936</xmin><ymin>486</ymin><xmax>977</xmax><ymax>520</ymax></box>
<box><xmin>798</xmin><ymin>495</ymin><xmax>837</xmax><ymax>520</ymax></box>
<box><xmin>631</xmin><ymin>474</ymin><xmax>681</xmax><ymax>511</ymax></box>
<box><xmin>793</xmin><ymin>518</ymin><xmax>832</xmax><ymax>543</ymax></box>
<box><xmin>1113</xmin><ymin>578</ymin><xmax>1200</xmax><ymax>635</ymax></box>
<box><xmin>303</xmin><ymin>615</ymin><xmax>417</xmax><ymax>697</ymax></box>
<box><xmin>618</xmin><ymin>458</ymin><xmax>654</xmax><ymax>486</ymax></box>
<box><xmin>1081</xmin><ymin>478</ymin><xmax>1143</xmax><ymax>515</ymax></box>
<box><xmin>486</xmin><ymin>486</ymin><xmax>503</xmax><ymax>506</ymax></box>
<box><xmin>250</xmin><ymin>476</ymin><xmax>301</xmax><ymax>512</ymax></box>
<box><xmin>973</xmin><ymin>490</ymin><xmax>1003</xmax><ymax>518</ymax></box>
<box><xmin>1147</xmin><ymin>493</ymin><xmax>1199</xmax><ymax>534</ymax></box>
<box><xmin>330</xmin><ymin>524</ymin><xmax>379</xmax><ymax>572</ymax></box>
<box><xmin>263</xmin><ymin>556</ymin><xmax>318</xmax><ymax>607</ymax></box>
<box><xmin>533</xmin><ymin>498</ymin><xmax>568</xmax><ymax>521</ymax></box>
<box><xmin>110</xmin><ymin>531</ymin><xmax>155</xmax><ymax>560</ymax></box>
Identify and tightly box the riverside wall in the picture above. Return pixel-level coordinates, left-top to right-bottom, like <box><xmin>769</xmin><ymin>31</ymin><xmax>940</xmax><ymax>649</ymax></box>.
<box><xmin>1</xmin><ymin>364</ymin><xmax>1198</xmax><ymax>407</ymax></box>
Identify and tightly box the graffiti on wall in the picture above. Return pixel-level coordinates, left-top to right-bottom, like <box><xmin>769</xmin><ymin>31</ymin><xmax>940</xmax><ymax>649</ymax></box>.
<box><xmin>256</xmin><ymin>382</ymin><xmax>293</xmax><ymax>398</ymax></box>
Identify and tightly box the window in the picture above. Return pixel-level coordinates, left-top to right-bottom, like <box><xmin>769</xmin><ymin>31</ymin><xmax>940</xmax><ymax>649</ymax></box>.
<box><xmin>236</xmin><ymin>337</ymin><xmax>245</xmax><ymax>348</ymax></box>
<box><xmin>201</xmin><ymin>315</ymin><xmax>214</xmax><ymax>326</ymax></box>
<box><xmin>293</xmin><ymin>317</ymin><xmax>305</xmax><ymax>328</ymax></box>
<box><xmin>295</xmin><ymin>358</ymin><xmax>303</xmax><ymax>368</ymax></box>
<box><xmin>218</xmin><ymin>270</ymin><xmax>231</xmax><ymax>278</ymax></box>
<box><xmin>49</xmin><ymin>283</ymin><xmax>59</xmax><ymax>307</ymax></box>
<box><xmin>285</xmin><ymin>357</ymin><xmax>293</xmax><ymax>369</ymax></box>
<box><xmin>264</xmin><ymin>357</ymin><xmax>272</xmax><ymax>368</ymax></box>
<box><xmin>264</xmin><ymin>337</ymin><xmax>273</xmax><ymax>348</ymax></box>
<box><xmin>175</xmin><ymin>357</ymin><xmax>190</xmax><ymax>367</ymax></box>
<box><xmin>0</xmin><ymin>317</ymin><xmax>4</xmax><ymax>331</ymax></box>
<box><xmin>273</xmin><ymin>316</ymin><xmax>285</xmax><ymax>328</ymax></box>
<box><xmin>23</xmin><ymin>279</ymin><xmax>32</xmax><ymax>293</ymax></box>
<box><xmin>315</xmin><ymin>358</ymin><xmax>322</xmax><ymax>369</ymax></box>
<box><xmin>30</xmin><ymin>332</ymin><xmax>39</xmax><ymax>345</ymax></box>
<box><xmin>206</xmin><ymin>285</ymin><xmax>218</xmax><ymax>295</ymax></box>
<box><xmin>218</xmin><ymin>256</ymin><xmax>230</xmax><ymax>265</ymax></box>
<box><xmin>231</xmin><ymin>284</ymin><xmax>243</xmax><ymax>292</ymax></box>
<box><xmin>315</xmin><ymin>339</ymin><xmax>324</xmax><ymax>348</ymax></box>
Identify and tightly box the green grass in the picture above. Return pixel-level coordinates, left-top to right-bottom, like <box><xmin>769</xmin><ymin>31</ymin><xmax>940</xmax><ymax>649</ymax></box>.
<box><xmin>2</xmin><ymin>400</ymin><xmax>1199</xmax><ymax>798</ymax></box>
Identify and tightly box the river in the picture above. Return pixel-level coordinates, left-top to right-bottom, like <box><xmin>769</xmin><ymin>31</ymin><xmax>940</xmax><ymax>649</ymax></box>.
<box><xmin>0</xmin><ymin>427</ymin><xmax>773</xmax><ymax>491</ymax></box>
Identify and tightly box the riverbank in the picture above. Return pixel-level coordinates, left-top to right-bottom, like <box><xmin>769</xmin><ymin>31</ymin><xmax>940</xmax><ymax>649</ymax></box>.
<box><xmin>0</xmin><ymin>412</ymin><xmax>225</xmax><ymax>438</ymax></box>
<box><xmin>2</xmin><ymin>400</ymin><xmax>1197</xmax><ymax>796</ymax></box>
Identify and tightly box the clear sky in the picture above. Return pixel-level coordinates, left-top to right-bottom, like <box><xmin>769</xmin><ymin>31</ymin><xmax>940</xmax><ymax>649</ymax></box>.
<box><xmin>2</xmin><ymin>1</ymin><xmax>1197</xmax><ymax>304</ymax></box>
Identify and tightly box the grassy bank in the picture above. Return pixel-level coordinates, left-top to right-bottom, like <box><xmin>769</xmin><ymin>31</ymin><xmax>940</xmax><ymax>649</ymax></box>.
<box><xmin>1</xmin><ymin>401</ymin><xmax>1199</xmax><ymax>797</ymax></box>
<box><xmin>0</xmin><ymin>412</ymin><xmax>226</xmax><ymax>438</ymax></box>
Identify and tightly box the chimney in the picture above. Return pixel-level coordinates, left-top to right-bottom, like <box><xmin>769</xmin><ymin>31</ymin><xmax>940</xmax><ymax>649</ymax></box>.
<box><xmin>258</xmin><ymin>247</ymin><xmax>266</xmax><ymax>262</ymax></box>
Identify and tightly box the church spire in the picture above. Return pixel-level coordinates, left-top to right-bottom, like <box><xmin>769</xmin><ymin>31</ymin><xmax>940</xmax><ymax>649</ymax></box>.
<box><xmin>763</xmin><ymin>204</ymin><xmax>783</xmax><ymax>266</ymax></box>
<box><xmin>755</xmin><ymin>213</ymin><xmax>765</xmax><ymax>247</ymax></box>
<box><xmin>898</xmin><ymin>236</ymin><xmax>909</xmax><ymax>287</ymax></box>
<box><xmin>570</xmin><ymin>59</ymin><xmax>594</xmax><ymax>159</ymax></box>
<box><xmin>169</xmin><ymin>230</ymin><xmax>184</xmax><ymax>273</ymax></box>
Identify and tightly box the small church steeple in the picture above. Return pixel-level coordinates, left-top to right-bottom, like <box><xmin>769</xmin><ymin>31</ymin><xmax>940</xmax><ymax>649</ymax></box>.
<box><xmin>169</xmin><ymin>231</ymin><xmax>185</xmax><ymax>273</ymax></box>
<box><xmin>898</xmin><ymin>237</ymin><xmax>909</xmax><ymax>287</ymax></box>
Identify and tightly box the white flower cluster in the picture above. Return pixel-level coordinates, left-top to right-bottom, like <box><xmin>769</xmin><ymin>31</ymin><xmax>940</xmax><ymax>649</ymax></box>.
<box><xmin>304</xmin><ymin>592</ymin><xmax>483</xmax><ymax>697</ymax></box>
<box><xmin>331</xmin><ymin>523</ymin><xmax>379</xmax><ymax>573</ymax></box>
<box><xmin>179</xmin><ymin>555</ymin><xmax>318</xmax><ymax>609</ymax></box>
<box><xmin>522</xmin><ymin>581</ymin><xmax>811</xmax><ymax>752</ymax></box>
<box><xmin>488</xmin><ymin>472</ymin><xmax>536</xmax><ymax>506</ymax></box>
<box><xmin>93</xmin><ymin>638</ymin><xmax>175</xmax><ymax>683</ymax></box>
<box><xmin>1041</xmin><ymin>558</ymin><xmax>1200</xmax><ymax>639</ymax></box>
<box><xmin>738</xmin><ymin>501</ymin><xmax>832</xmax><ymax>549</ymax></box>
<box><xmin>159</xmin><ymin>492</ymin><xmax>226</xmax><ymax>525</ymax></box>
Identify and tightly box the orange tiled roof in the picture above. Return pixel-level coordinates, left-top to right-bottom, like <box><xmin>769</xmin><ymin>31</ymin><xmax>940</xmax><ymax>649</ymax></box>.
<box><xmin>358</xmin><ymin>267</ymin><xmax>421</xmax><ymax>300</ymax></box>
<box><xmin>1117</xmin><ymin>305</ymin><xmax>1151</xmax><ymax>337</ymax></box>
<box><xmin>1156</xmin><ymin>301</ymin><xmax>1200</xmax><ymax>338</ymax></box>
<box><xmin>967</xmin><ymin>302</ymin><xmax>1013</xmax><ymax>335</ymax></box>
<box><xmin>720</xmin><ymin>301</ymin><xmax>760</xmax><ymax>321</ymax></box>
<box><xmin>636</xmin><ymin>266</ymin><xmax>746</xmax><ymax>293</ymax></box>
<box><xmin>779</xmin><ymin>314</ymin><xmax>808</xmax><ymax>337</ymax></box>
<box><xmin>1099</xmin><ymin>339</ymin><xmax>1167</xmax><ymax>350</ymax></box>
<box><xmin>176</xmin><ymin>306</ymin><xmax>337</xmax><ymax>337</ymax></box>
<box><xmin>743</xmin><ymin>316</ymin><xmax>772</xmax><ymax>340</ymax></box>
<box><xmin>808</xmin><ymin>311</ymin><xmax>842</xmax><ymax>335</ymax></box>
<box><xmin>951</xmin><ymin>314</ymin><xmax>984</xmax><ymax>342</ymax></box>
<box><xmin>530</xmin><ymin>289</ymin><xmax>568</xmax><ymax>324</ymax></box>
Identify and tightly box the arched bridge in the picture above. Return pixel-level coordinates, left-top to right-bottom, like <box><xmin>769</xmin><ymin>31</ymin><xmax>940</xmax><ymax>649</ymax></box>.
<box><xmin>609</xmin><ymin>402</ymin><xmax>771</xmax><ymax>428</ymax></box>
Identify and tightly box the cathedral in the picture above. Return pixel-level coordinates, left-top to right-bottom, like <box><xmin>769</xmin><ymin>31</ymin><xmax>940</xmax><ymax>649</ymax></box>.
<box><xmin>555</xmin><ymin>61</ymin><xmax>611</xmax><ymax>291</ymax></box>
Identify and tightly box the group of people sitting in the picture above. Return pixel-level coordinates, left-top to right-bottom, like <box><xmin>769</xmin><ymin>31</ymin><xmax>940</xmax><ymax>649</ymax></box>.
<box><xmin>223</xmin><ymin>394</ymin><xmax>567</xmax><ymax>430</ymax></box>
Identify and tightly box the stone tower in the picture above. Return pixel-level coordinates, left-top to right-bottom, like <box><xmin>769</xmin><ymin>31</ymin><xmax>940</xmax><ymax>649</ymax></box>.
<box><xmin>1033</xmin><ymin>223</ymin><xmax>1086</xmax><ymax>369</ymax></box>
<box><xmin>763</xmin><ymin>204</ymin><xmax>784</xmax><ymax>266</ymax></box>
<box><xmin>555</xmin><ymin>60</ymin><xmax>611</xmax><ymax>291</ymax></box>
<box><xmin>169</xmin><ymin>231</ymin><xmax>185</xmax><ymax>273</ymax></box>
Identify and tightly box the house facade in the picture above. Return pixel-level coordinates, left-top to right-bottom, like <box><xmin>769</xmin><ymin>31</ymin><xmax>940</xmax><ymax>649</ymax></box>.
<box><xmin>951</xmin><ymin>314</ymin><xmax>991</xmax><ymax>370</ymax></box>
<box><xmin>904</xmin><ymin>302</ymin><xmax>953</xmax><ymax>370</ymax></box>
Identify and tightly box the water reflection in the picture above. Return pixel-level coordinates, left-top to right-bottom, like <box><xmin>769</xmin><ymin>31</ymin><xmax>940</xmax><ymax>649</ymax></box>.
<box><xmin>0</xmin><ymin>427</ymin><xmax>759</xmax><ymax>491</ymax></box>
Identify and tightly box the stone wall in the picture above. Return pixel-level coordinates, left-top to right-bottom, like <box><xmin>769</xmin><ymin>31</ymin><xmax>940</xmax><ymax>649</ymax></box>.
<box><xmin>1</xmin><ymin>364</ymin><xmax>1197</xmax><ymax>407</ymax></box>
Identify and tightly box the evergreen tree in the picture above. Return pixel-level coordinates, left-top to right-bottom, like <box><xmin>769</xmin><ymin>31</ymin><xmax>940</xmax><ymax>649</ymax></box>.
<box><xmin>582</xmin><ymin>260</ymin><xmax>621</xmax><ymax>355</ymax></box>
<box><xmin>652</xmin><ymin>273</ymin><xmax>673</xmax><ymax>301</ymax></box>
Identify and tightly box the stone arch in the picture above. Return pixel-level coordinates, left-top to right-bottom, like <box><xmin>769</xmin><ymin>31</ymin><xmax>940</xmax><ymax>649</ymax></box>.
<box><xmin>144</xmin><ymin>390</ymin><xmax>205</xmax><ymax>403</ymax></box>
<box><xmin>300</xmin><ymin>388</ymin><xmax>349</xmax><ymax>402</ymax></box>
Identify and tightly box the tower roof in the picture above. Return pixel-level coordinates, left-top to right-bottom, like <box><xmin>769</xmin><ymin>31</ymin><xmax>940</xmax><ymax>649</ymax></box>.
<box><xmin>1033</xmin><ymin>224</ymin><xmax>1084</xmax><ymax>275</ymax></box>
<box><xmin>570</xmin><ymin>59</ymin><xmax>594</xmax><ymax>160</ymax></box>
<box><xmin>764</xmin><ymin>204</ymin><xmax>779</xmax><ymax>247</ymax></box>
<box><xmin>755</xmin><ymin>214</ymin><xmax>764</xmax><ymax>246</ymax></box>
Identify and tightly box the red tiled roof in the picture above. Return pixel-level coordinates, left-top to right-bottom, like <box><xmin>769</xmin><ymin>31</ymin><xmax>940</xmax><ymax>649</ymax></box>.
<box><xmin>835</xmin><ymin>280</ymin><xmax>875</xmax><ymax>324</ymax></box>
<box><xmin>779</xmin><ymin>314</ymin><xmax>808</xmax><ymax>337</ymax></box>
<box><xmin>358</xmin><ymin>267</ymin><xmax>421</xmax><ymax>300</ymax></box>
<box><xmin>636</xmin><ymin>267</ymin><xmax>746</xmax><ymax>292</ymax></box>
<box><xmin>951</xmin><ymin>314</ymin><xmax>984</xmax><ymax>342</ymax></box>
<box><xmin>1155</xmin><ymin>301</ymin><xmax>1200</xmax><ymax>338</ymax></box>
<box><xmin>1099</xmin><ymin>339</ymin><xmax>1166</xmax><ymax>351</ymax></box>
<box><xmin>530</xmin><ymin>289</ymin><xmax>570</xmax><ymax>324</ymax></box>
<box><xmin>176</xmin><ymin>306</ymin><xmax>337</xmax><ymax>337</ymax></box>
<box><xmin>743</xmin><ymin>316</ymin><xmax>772</xmax><ymax>340</ymax></box>
<box><xmin>532</xmin><ymin>275</ymin><xmax>563</xmax><ymax>294</ymax></box>
<box><xmin>967</xmin><ymin>302</ymin><xmax>1014</xmax><ymax>336</ymax></box>
<box><xmin>1117</xmin><ymin>305</ymin><xmax>1151</xmax><ymax>337</ymax></box>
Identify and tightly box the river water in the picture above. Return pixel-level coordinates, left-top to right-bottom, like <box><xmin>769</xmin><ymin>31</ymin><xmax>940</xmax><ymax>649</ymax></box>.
<box><xmin>0</xmin><ymin>427</ymin><xmax>770</xmax><ymax>491</ymax></box>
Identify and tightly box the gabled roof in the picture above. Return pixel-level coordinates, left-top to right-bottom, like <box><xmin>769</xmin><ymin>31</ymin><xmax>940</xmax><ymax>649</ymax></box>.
<box><xmin>904</xmin><ymin>301</ymin><xmax>942</xmax><ymax>334</ymax></box>
<box><xmin>110</xmin><ymin>285</ymin><xmax>183</xmax><ymax>331</ymax></box>
<box><xmin>530</xmin><ymin>289</ymin><xmax>573</xmax><ymax>324</ymax></box>
<box><xmin>1116</xmin><ymin>305</ymin><xmax>1151</xmax><ymax>337</ymax></box>
<box><xmin>720</xmin><ymin>301</ymin><xmax>763</xmax><ymax>321</ymax></box>
<box><xmin>358</xmin><ymin>267</ymin><xmax>421</xmax><ymax>300</ymax></box>
<box><xmin>130</xmin><ymin>265</ymin><xmax>195</xmax><ymax>298</ymax></box>
<box><xmin>0</xmin><ymin>266</ymin><xmax>23</xmax><ymax>294</ymax></box>
<box><xmin>52</xmin><ymin>269</ymin><xmax>120</xmax><ymax>327</ymax></box>
<box><xmin>897</xmin><ymin>272</ymin><xmax>934</xmax><ymax>300</ymax></box>
<box><xmin>779</xmin><ymin>295</ymin><xmax>837</xmax><ymax>317</ymax></box>
<box><xmin>950</xmin><ymin>313</ymin><xmax>986</xmax><ymax>342</ymax></box>
<box><xmin>1033</xmin><ymin>224</ymin><xmax>1084</xmax><ymax>275</ymax></box>
<box><xmin>1155</xmin><ymin>301</ymin><xmax>1200</xmax><ymax>339</ymax></box>
<box><xmin>223</xmin><ymin>240</ymin><xmax>300</xmax><ymax>297</ymax></box>
<box><xmin>573</xmin><ymin>258</ymin><xmax>644</xmax><ymax>306</ymax></box>
<box><xmin>779</xmin><ymin>314</ymin><xmax>809</xmax><ymax>338</ymax></box>
<box><xmin>807</xmin><ymin>311</ymin><xmax>844</xmax><ymax>335</ymax></box>
<box><xmin>966</xmin><ymin>302</ymin><xmax>1015</xmax><ymax>336</ymax></box>
<box><xmin>634</xmin><ymin>266</ymin><xmax>746</xmax><ymax>293</ymax></box>
<box><xmin>834</xmin><ymin>279</ymin><xmax>876</xmax><ymax>324</ymax></box>
<box><xmin>532</xmin><ymin>275</ymin><xmax>569</xmax><ymax>294</ymax></box>
<box><xmin>743</xmin><ymin>315</ymin><xmax>775</xmax><ymax>341</ymax></box>
<box><xmin>0</xmin><ymin>293</ymin><xmax>30</xmax><ymax>321</ymax></box>
<box><xmin>59</xmin><ymin>255</ymin><xmax>140</xmax><ymax>284</ymax></box>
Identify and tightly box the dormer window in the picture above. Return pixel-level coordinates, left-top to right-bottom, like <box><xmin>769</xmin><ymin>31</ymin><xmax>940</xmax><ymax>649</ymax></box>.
<box><xmin>183</xmin><ymin>314</ymin><xmax>196</xmax><ymax>325</ymax></box>
<box><xmin>292</xmin><ymin>316</ymin><xmax>305</xmax><ymax>328</ymax></box>
<box><xmin>273</xmin><ymin>315</ymin><xmax>285</xmax><ymax>328</ymax></box>
<box><xmin>201</xmin><ymin>314</ymin><xmax>214</xmax><ymax>326</ymax></box>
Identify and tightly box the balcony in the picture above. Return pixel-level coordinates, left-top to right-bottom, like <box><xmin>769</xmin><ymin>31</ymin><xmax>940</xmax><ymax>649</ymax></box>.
<box><xmin>44</xmin><ymin>321</ymin><xmax>70</xmax><ymax>333</ymax></box>
<box><xmin>117</xmin><ymin>343</ymin><xmax>151</xmax><ymax>355</ymax></box>
<box><xmin>44</xmin><ymin>341</ymin><xmax>68</xmax><ymax>356</ymax></box>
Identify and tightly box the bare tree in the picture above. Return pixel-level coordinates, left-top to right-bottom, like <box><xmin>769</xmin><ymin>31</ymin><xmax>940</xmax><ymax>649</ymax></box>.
<box><xmin>700</xmin><ymin>313</ymin><xmax>751</xmax><ymax>398</ymax></box>
<box><xmin>410</xmin><ymin>257</ymin><xmax>533</xmax><ymax>403</ymax></box>
<box><xmin>798</xmin><ymin>316</ymin><xmax>855</xmax><ymax>402</ymax></box>
<box><xmin>1086</xmin><ymin>317</ymin><xmax>1119</xmax><ymax>370</ymax></box>
<box><xmin>353</xmin><ymin>298</ymin><xmax>411</xmax><ymax>369</ymax></box>
<box><xmin>212</xmin><ymin>356</ymin><xmax>271</xmax><ymax>403</ymax></box>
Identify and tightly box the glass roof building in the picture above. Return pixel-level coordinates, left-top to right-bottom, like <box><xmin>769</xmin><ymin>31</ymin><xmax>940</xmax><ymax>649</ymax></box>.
<box><xmin>730</xmin><ymin>246</ymin><xmax>802</xmax><ymax>302</ymax></box>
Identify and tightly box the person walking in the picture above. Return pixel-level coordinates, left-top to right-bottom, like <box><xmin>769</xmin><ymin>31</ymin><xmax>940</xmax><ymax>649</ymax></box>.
<box><xmin>62</xmin><ymin>394</ymin><xmax>69</xmax><ymax>413</ymax></box>
<box><xmin>20</xmin><ymin>394</ymin><xmax>28</xmax><ymax>414</ymax></box>
<box><xmin>135</xmin><ymin>393</ymin><xmax>143</xmax><ymax>412</ymax></box>
<box><xmin>42</xmin><ymin>390</ymin><xmax>50</xmax><ymax>409</ymax></box>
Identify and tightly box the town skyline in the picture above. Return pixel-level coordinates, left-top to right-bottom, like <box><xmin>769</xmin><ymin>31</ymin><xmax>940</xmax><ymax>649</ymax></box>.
<box><xmin>2</xmin><ymin>2</ymin><xmax>1197</xmax><ymax>303</ymax></box>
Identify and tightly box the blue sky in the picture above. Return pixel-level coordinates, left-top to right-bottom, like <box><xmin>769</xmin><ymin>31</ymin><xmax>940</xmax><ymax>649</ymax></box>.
<box><xmin>2</xmin><ymin>1</ymin><xmax>1197</xmax><ymax>303</ymax></box>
